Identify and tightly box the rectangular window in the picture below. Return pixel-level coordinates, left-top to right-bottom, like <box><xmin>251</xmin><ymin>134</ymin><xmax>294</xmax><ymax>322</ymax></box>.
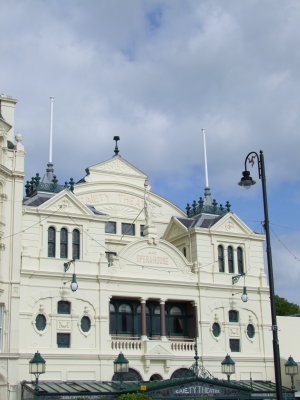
<box><xmin>106</xmin><ymin>251</ymin><xmax>117</xmax><ymax>267</ymax></box>
<box><xmin>122</xmin><ymin>223</ymin><xmax>135</xmax><ymax>236</ymax></box>
<box><xmin>0</xmin><ymin>305</ymin><xmax>4</xmax><ymax>352</ymax></box>
<box><xmin>140</xmin><ymin>225</ymin><xmax>145</xmax><ymax>237</ymax></box>
<box><xmin>229</xmin><ymin>310</ymin><xmax>239</xmax><ymax>322</ymax></box>
<box><xmin>230</xmin><ymin>338</ymin><xmax>240</xmax><ymax>352</ymax></box>
<box><xmin>105</xmin><ymin>221</ymin><xmax>117</xmax><ymax>234</ymax></box>
<box><xmin>57</xmin><ymin>301</ymin><xmax>71</xmax><ymax>314</ymax></box>
<box><xmin>57</xmin><ymin>333</ymin><xmax>70</xmax><ymax>348</ymax></box>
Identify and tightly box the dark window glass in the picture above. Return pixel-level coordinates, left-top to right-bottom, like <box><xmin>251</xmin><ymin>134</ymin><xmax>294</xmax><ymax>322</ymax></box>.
<box><xmin>57</xmin><ymin>333</ymin><xmax>70</xmax><ymax>348</ymax></box>
<box><xmin>105</xmin><ymin>221</ymin><xmax>116</xmax><ymax>234</ymax></box>
<box><xmin>122</xmin><ymin>223</ymin><xmax>135</xmax><ymax>236</ymax></box>
<box><xmin>230</xmin><ymin>338</ymin><xmax>240</xmax><ymax>352</ymax></box>
<box><xmin>48</xmin><ymin>227</ymin><xmax>56</xmax><ymax>257</ymax></box>
<box><xmin>109</xmin><ymin>299</ymin><xmax>140</xmax><ymax>336</ymax></box>
<box><xmin>229</xmin><ymin>310</ymin><xmax>239</xmax><ymax>322</ymax></box>
<box><xmin>167</xmin><ymin>305</ymin><xmax>186</xmax><ymax>336</ymax></box>
<box><xmin>212</xmin><ymin>322</ymin><xmax>221</xmax><ymax>337</ymax></box>
<box><xmin>247</xmin><ymin>324</ymin><xmax>255</xmax><ymax>338</ymax></box>
<box><xmin>81</xmin><ymin>316</ymin><xmax>91</xmax><ymax>332</ymax></box>
<box><xmin>60</xmin><ymin>228</ymin><xmax>68</xmax><ymax>259</ymax></box>
<box><xmin>140</xmin><ymin>225</ymin><xmax>145</xmax><ymax>237</ymax></box>
<box><xmin>218</xmin><ymin>245</ymin><xmax>224</xmax><ymax>272</ymax></box>
<box><xmin>146</xmin><ymin>302</ymin><xmax>160</xmax><ymax>337</ymax></box>
<box><xmin>35</xmin><ymin>314</ymin><xmax>46</xmax><ymax>331</ymax></box>
<box><xmin>57</xmin><ymin>301</ymin><xmax>71</xmax><ymax>314</ymax></box>
<box><xmin>228</xmin><ymin>246</ymin><xmax>234</xmax><ymax>273</ymax></box>
<box><xmin>72</xmin><ymin>229</ymin><xmax>80</xmax><ymax>260</ymax></box>
<box><xmin>237</xmin><ymin>247</ymin><xmax>244</xmax><ymax>274</ymax></box>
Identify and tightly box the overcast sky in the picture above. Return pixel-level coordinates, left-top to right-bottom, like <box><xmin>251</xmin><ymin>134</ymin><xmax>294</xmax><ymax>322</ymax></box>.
<box><xmin>1</xmin><ymin>0</ymin><xmax>300</xmax><ymax>304</ymax></box>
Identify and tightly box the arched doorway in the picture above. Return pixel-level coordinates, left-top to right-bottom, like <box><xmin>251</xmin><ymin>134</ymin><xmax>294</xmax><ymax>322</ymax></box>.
<box><xmin>170</xmin><ymin>368</ymin><xmax>194</xmax><ymax>379</ymax></box>
<box><xmin>150</xmin><ymin>373</ymin><xmax>163</xmax><ymax>381</ymax></box>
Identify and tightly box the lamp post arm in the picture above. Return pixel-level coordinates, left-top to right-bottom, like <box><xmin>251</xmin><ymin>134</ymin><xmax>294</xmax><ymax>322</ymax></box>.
<box><xmin>259</xmin><ymin>150</ymin><xmax>283</xmax><ymax>400</ymax></box>
<box><xmin>243</xmin><ymin>151</ymin><xmax>262</xmax><ymax>178</ymax></box>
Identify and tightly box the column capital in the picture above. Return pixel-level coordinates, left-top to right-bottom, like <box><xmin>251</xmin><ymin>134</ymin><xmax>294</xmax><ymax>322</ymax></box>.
<box><xmin>160</xmin><ymin>298</ymin><xmax>166</xmax><ymax>304</ymax></box>
<box><xmin>140</xmin><ymin>298</ymin><xmax>147</xmax><ymax>304</ymax></box>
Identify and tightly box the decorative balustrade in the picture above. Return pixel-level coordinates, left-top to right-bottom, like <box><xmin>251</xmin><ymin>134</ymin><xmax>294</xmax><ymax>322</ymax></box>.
<box><xmin>111</xmin><ymin>337</ymin><xmax>142</xmax><ymax>351</ymax></box>
<box><xmin>170</xmin><ymin>340</ymin><xmax>194</xmax><ymax>352</ymax></box>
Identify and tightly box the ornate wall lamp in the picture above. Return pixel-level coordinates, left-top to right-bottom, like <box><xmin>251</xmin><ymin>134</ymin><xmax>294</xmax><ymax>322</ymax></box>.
<box><xmin>29</xmin><ymin>351</ymin><xmax>46</xmax><ymax>392</ymax></box>
<box><xmin>63</xmin><ymin>259</ymin><xmax>78</xmax><ymax>292</ymax></box>
<box><xmin>114</xmin><ymin>352</ymin><xmax>129</xmax><ymax>389</ymax></box>
<box><xmin>232</xmin><ymin>273</ymin><xmax>248</xmax><ymax>303</ymax></box>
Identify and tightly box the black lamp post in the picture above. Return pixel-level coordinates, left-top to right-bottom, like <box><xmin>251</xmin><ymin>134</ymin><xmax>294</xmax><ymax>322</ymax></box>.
<box><xmin>285</xmin><ymin>356</ymin><xmax>298</xmax><ymax>391</ymax></box>
<box><xmin>238</xmin><ymin>150</ymin><xmax>283</xmax><ymax>400</ymax></box>
<box><xmin>221</xmin><ymin>354</ymin><xmax>235</xmax><ymax>381</ymax></box>
<box><xmin>114</xmin><ymin>352</ymin><xmax>129</xmax><ymax>389</ymax></box>
<box><xmin>29</xmin><ymin>351</ymin><xmax>46</xmax><ymax>392</ymax></box>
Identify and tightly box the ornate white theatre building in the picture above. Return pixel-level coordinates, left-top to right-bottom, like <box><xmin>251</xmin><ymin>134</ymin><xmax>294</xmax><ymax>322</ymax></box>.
<box><xmin>0</xmin><ymin>94</ymin><xmax>276</xmax><ymax>399</ymax></box>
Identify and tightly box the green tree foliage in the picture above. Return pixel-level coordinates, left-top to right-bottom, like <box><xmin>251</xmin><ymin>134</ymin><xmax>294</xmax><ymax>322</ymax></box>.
<box><xmin>275</xmin><ymin>295</ymin><xmax>300</xmax><ymax>316</ymax></box>
<box><xmin>117</xmin><ymin>393</ymin><xmax>152</xmax><ymax>400</ymax></box>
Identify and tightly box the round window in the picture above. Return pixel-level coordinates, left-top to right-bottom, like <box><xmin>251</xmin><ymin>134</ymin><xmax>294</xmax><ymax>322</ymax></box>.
<box><xmin>212</xmin><ymin>322</ymin><xmax>221</xmax><ymax>337</ymax></box>
<box><xmin>81</xmin><ymin>316</ymin><xmax>91</xmax><ymax>332</ymax></box>
<box><xmin>247</xmin><ymin>324</ymin><xmax>255</xmax><ymax>338</ymax></box>
<box><xmin>35</xmin><ymin>314</ymin><xmax>46</xmax><ymax>331</ymax></box>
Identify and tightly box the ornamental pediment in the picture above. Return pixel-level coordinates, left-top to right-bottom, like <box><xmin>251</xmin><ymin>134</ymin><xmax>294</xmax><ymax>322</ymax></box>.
<box><xmin>86</xmin><ymin>157</ymin><xmax>147</xmax><ymax>180</ymax></box>
<box><xmin>210</xmin><ymin>213</ymin><xmax>254</xmax><ymax>236</ymax></box>
<box><xmin>36</xmin><ymin>190</ymin><xmax>98</xmax><ymax>217</ymax></box>
<box><xmin>148</xmin><ymin>344</ymin><xmax>172</xmax><ymax>356</ymax></box>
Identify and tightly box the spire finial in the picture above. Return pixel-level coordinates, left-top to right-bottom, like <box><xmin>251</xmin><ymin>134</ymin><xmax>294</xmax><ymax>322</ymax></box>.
<box><xmin>202</xmin><ymin>128</ymin><xmax>212</xmax><ymax>206</ymax></box>
<box><xmin>113</xmin><ymin>136</ymin><xmax>120</xmax><ymax>156</ymax></box>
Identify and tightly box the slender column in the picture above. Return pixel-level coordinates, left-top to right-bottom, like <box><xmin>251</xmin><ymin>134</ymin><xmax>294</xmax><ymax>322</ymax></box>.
<box><xmin>193</xmin><ymin>302</ymin><xmax>199</xmax><ymax>338</ymax></box>
<box><xmin>140</xmin><ymin>299</ymin><xmax>147</xmax><ymax>338</ymax></box>
<box><xmin>160</xmin><ymin>300</ymin><xmax>166</xmax><ymax>338</ymax></box>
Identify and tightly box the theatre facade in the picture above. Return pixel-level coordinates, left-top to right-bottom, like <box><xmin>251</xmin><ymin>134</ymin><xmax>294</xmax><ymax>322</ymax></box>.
<box><xmin>0</xmin><ymin>95</ymin><xmax>278</xmax><ymax>400</ymax></box>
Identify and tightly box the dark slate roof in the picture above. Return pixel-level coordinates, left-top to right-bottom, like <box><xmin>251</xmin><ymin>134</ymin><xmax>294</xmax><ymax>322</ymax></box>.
<box><xmin>86</xmin><ymin>205</ymin><xmax>107</xmax><ymax>215</ymax></box>
<box><xmin>23</xmin><ymin>192</ymin><xmax>55</xmax><ymax>206</ymax></box>
<box><xmin>176</xmin><ymin>213</ymin><xmax>225</xmax><ymax>230</ymax></box>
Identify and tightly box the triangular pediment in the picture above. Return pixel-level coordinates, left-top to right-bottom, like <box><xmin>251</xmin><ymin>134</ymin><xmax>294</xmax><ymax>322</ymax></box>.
<box><xmin>85</xmin><ymin>156</ymin><xmax>147</xmax><ymax>181</ymax></box>
<box><xmin>210</xmin><ymin>212</ymin><xmax>254</xmax><ymax>236</ymax></box>
<box><xmin>36</xmin><ymin>189</ymin><xmax>101</xmax><ymax>217</ymax></box>
<box><xmin>163</xmin><ymin>217</ymin><xmax>188</xmax><ymax>241</ymax></box>
<box><xmin>148</xmin><ymin>344</ymin><xmax>173</xmax><ymax>356</ymax></box>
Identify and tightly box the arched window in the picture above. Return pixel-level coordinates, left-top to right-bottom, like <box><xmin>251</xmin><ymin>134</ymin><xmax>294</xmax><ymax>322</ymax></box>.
<box><xmin>112</xmin><ymin>368</ymin><xmax>142</xmax><ymax>382</ymax></box>
<box><xmin>237</xmin><ymin>247</ymin><xmax>244</xmax><ymax>274</ymax></box>
<box><xmin>60</xmin><ymin>228</ymin><xmax>68</xmax><ymax>258</ymax></box>
<box><xmin>109</xmin><ymin>300</ymin><xmax>141</xmax><ymax>336</ymax></box>
<box><xmin>118</xmin><ymin>303</ymin><xmax>133</xmax><ymax>333</ymax></box>
<box><xmin>218</xmin><ymin>245</ymin><xmax>225</xmax><ymax>272</ymax></box>
<box><xmin>169</xmin><ymin>306</ymin><xmax>184</xmax><ymax>335</ymax></box>
<box><xmin>48</xmin><ymin>227</ymin><xmax>56</xmax><ymax>257</ymax></box>
<box><xmin>72</xmin><ymin>229</ymin><xmax>80</xmax><ymax>260</ymax></box>
<box><xmin>146</xmin><ymin>303</ymin><xmax>160</xmax><ymax>337</ymax></box>
<box><xmin>228</xmin><ymin>246</ymin><xmax>234</xmax><ymax>273</ymax></box>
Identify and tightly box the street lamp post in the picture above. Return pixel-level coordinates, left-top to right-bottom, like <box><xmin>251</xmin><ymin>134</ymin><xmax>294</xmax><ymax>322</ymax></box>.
<box><xmin>238</xmin><ymin>150</ymin><xmax>283</xmax><ymax>400</ymax></box>
<box><xmin>221</xmin><ymin>354</ymin><xmax>235</xmax><ymax>381</ymax></box>
<box><xmin>285</xmin><ymin>355</ymin><xmax>298</xmax><ymax>391</ymax></box>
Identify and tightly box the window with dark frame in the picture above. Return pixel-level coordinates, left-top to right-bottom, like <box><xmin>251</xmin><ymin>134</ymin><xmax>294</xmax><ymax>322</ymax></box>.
<box><xmin>81</xmin><ymin>316</ymin><xmax>91</xmax><ymax>333</ymax></box>
<box><xmin>229</xmin><ymin>310</ymin><xmax>239</xmax><ymax>322</ymax></box>
<box><xmin>229</xmin><ymin>338</ymin><xmax>240</xmax><ymax>352</ymax></box>
<box><xmin>247</xmin><ymin>324</ymin><xmax>255</xmax><ymax>338</ymax></box>
<box><xmin>105</xmin><ymin>221</ymin><xmax>117</xmax><ymax>234</ymax></box>
<box><xmin>60</xmin><ymin>228</ymin><xmax>68</xmax><ymax>259</ymax></box>
<box><xmin>48</xmin><ymin>227</ymin><xmax>56</xmax><ymax>257</ymax></box>
<box><xmin>106</xmin><ymin>251</ymin><xmax>117</xmax><ymax>267</ymax></box>
<box><xmin>121</xmin><ymin>223</ymin><xmax>135</xmax><ymax>236</ymax></box>
<box><xmin>140</xmin><ymin>225</ymin><xmax>145</xmax><ymax>237</ymax></box>
<box><xmin>72</xmin><ymin>229</ymin><xmax>80</xmax><ymax>260</ymax></box>
<box><xmin>57</xmin><ymin>333</ymin><xmax>70</xmax><ymax>348</ymax></box>
<box><xmin>57</xmin><ymin>301</ymin><xmax>71</xmax><ymax>314</ymax></box>
<box><xmin>228</xmin><ymin>246</ymin><xmax>234</xmax><ymax>273</ymax></box>
<box><xmin>218</xmin><ymin>245</ymin><xmax>225</xmax><ymax>272</ymax></box>
<box><xmin>237</xmin><ymin>247</ymin><xmax>244</xmax><ymax>274</ymax></box>
<box><xmin>212</xmin><ymin>322</ymin><xmax>221</xmax><ymax>337</ymax></box>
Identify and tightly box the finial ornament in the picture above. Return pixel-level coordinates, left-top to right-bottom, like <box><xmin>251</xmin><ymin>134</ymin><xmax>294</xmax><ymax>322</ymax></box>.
<box><xmin>113</xmin><ymin>136</ymin><xmax>120</xmax><ymax>156</ymax></box>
